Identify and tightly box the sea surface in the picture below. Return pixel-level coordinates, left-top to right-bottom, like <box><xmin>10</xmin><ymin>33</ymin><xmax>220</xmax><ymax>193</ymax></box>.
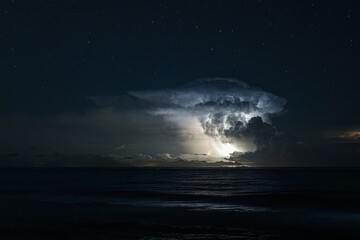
<box><xmin>0</xmin><ymin>168</ymin><xmax>360</xmax><ymax>239</ymax></box>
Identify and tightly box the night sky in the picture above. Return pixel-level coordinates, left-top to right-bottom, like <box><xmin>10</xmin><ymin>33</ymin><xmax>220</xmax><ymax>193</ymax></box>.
<box><xmin>1</xmin><ymin>0</ymin><xmax>359</xmax><ymax>167</ymax></box>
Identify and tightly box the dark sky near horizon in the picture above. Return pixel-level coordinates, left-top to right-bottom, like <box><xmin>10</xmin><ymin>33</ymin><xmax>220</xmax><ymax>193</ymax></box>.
<box><xmin>0</xmin><ymin>0</ymin><xmax>359</xmax><ymax>165</ymax></box>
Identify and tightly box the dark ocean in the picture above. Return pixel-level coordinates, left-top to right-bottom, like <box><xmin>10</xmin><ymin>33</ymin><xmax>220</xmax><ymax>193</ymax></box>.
<box><xmin>0</xmin><ymin>168</ymin><xmax>359</xmax><ymax>239</ymax></box>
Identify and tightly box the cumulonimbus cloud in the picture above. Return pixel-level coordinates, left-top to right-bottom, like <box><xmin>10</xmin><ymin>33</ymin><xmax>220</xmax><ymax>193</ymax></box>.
<box><xmin>129</xmin><ymin>78</ymin><xmax>286</xmax><ymax>157</ymax></box>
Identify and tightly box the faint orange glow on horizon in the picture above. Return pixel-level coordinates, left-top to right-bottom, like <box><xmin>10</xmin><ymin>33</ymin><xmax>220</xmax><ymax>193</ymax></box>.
<box><xmin>327</xmin><ymin>129</ymin><xmax>360</xmax><ymax>142</ymax></box>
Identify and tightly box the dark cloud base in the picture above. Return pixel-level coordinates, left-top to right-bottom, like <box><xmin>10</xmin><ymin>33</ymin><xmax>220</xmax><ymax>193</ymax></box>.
<box><xmin>2</xmin><ymin>141</ymin><xmax>360</xmax><ymax>168</ymax></box>
<box><xmin>0</xmin><ymin>153</ymin><xmax>237</xmax><ymax>168</ymax></box>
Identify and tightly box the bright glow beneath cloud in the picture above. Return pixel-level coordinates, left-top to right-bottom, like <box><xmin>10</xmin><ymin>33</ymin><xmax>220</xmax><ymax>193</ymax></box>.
<box><xmin>207</xmin><ymin>137</ymin><xmax>241</xmax><ymax>158</ymax></box>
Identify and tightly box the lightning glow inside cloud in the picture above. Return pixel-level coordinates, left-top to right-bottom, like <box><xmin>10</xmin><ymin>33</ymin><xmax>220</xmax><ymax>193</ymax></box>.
<box><xmin>129</xmin><ymin>78</ymin><xmax>286</xmax><ymax>158</ymax></box>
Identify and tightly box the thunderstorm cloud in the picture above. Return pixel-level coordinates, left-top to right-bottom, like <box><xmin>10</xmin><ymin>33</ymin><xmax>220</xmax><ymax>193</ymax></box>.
<box><xmin>129</xmin><ymin>78</ymin><xmax>286</xmax><ymax>157</ymax></box>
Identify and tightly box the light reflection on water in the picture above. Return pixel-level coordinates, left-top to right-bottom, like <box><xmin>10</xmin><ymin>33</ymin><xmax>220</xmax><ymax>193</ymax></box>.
<box><xmin>1</xmin><ymin>168</ymin><xmax>360</xmax><ymax>240</ymax></box>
